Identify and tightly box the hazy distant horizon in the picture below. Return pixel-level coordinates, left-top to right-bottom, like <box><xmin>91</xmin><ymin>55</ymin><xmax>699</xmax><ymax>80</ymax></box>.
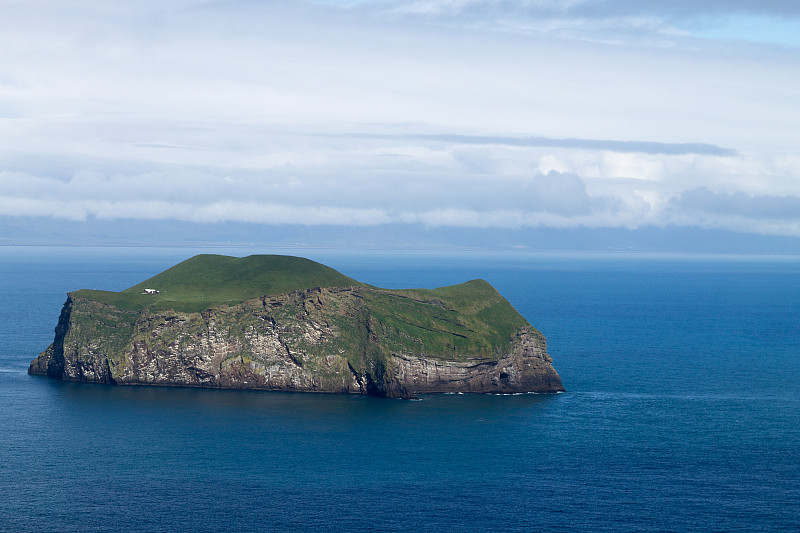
<box><xmin>4</xmin><ymin>216</ymin><xmax>800</xmax><ymax>256</ymax></box>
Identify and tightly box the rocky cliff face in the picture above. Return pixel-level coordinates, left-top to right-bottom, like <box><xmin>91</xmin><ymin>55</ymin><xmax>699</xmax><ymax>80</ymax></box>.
<box><xmin>29</xmin><ymin>286</ymin><xmax>563</xmax><ymax>398</ymax></box>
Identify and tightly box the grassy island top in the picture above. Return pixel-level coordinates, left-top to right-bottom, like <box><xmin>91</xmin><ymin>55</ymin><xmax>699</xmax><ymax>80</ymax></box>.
<box><xmin>73</xmin><ymin>253</ymin><xmax>524</xmax><ymax>319</ymax></box>
<box><xmin>74</xmin><ymin>254</ymin><xmax>360</xmax><ymax>313</ymax></box>
<box><xmin>69</xmin><ymin>254</ymin><xmax>533</xmax><ymax>355</ymax></box>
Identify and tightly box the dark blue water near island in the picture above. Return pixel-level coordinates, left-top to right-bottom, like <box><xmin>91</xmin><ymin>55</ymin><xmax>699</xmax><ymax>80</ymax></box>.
<box><xmin>1</xmin><ymin>247</ymin><xmax>799</xmax><ymax>532</ymax></box>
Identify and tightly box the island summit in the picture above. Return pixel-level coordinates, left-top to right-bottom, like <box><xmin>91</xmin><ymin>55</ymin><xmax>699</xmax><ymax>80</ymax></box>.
<box><xmin>29</xmin><ymin>254</ymin><xmax>564</xmax><ymax>398</ymax></box>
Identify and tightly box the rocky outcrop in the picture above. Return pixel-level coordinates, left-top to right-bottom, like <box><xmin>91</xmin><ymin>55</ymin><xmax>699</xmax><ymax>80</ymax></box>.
<box><xmin>391</xmin><ymin>330</ymin><xmax>562</xmax><ymax>395</ymax></box>
<box><xmin>29</xmin><ymin>285</ymin><xmax>564</xmax><ymax>398</ymax></box>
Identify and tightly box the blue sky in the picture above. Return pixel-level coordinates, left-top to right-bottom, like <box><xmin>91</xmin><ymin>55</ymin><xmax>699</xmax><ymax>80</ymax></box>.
<box><xmin>1</xmin><ymin>0</ymin><xmax>799</xmax><ymax>247</ymax></box>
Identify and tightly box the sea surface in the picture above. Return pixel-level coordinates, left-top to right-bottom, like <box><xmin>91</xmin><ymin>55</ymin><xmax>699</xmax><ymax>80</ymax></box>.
<box><xmin>1</xmin><ymin>246</ymin><xmax>799</xmax><ymax>532</ymax></box>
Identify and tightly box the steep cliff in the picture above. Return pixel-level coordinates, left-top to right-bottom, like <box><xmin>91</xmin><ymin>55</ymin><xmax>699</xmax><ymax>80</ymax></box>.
<box><xmin>29</xmin><ymin>255</ymin><xmax>564</xmax><ymax>398</ymax></box>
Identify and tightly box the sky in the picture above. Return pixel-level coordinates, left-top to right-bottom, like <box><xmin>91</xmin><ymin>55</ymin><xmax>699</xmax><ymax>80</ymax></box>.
<box><xmin>1</xmin><ymin>0</ymin><xmax>800</xmax><ymax>249</ymax></box>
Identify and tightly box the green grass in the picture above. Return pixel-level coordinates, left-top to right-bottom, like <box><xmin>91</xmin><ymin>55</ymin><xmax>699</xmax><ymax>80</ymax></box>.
<box><xmin>73</xmin><ymin>254</ymin><xmax>361</xmax><ymax>313</ymax></box>
<box><xmin>361</xmin><ymin>280</ymin><xmax>529</xmax><ymax>359</ymax></box>
<box><xmin>69</xmin><ymin>254</ymin><xmax>533</xmax><ymax>360</ymax></box>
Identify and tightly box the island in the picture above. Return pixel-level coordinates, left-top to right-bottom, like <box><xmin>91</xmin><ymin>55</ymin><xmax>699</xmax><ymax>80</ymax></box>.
<box><xmin>29</xmin><ymin>254</ymin><xmax>564</xmax><ymax>398</ymax></box>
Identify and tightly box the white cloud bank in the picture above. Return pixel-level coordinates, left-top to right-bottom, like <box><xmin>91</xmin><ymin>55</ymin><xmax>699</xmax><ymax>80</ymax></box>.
<box><xmin>1</xmin><ymin>0</ymin><xmax>799</xmax><ymax>239</ymax></box>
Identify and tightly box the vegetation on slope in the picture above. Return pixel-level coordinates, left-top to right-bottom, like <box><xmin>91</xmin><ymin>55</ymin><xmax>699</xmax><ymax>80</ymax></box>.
<box><xmin>360</xmin><ymin>280</ymin><xmax>529</xmax><ymax>359</ymax></box>
<box><xmin>73</xmin><ymin>254</ymin><xmax>360</xmax><ymax>313</ymax></box>
<box><xmin>68</xmin><ymin>254</ymin><xmax>533</xmax><ymax>360</ymax></box>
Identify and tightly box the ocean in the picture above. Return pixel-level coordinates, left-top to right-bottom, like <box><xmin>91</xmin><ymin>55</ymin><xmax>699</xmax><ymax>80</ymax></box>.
<box><xmin>1</xmin><ymin>246</ymin><xmax>798</xmax><ymax>532</ymax></box>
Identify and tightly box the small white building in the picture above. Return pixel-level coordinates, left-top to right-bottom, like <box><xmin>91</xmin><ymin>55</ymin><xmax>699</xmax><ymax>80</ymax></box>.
<box><xmin>143</xmin><ymin>288</ymin><xmax>160</xmax><ymax>294</ymax></box>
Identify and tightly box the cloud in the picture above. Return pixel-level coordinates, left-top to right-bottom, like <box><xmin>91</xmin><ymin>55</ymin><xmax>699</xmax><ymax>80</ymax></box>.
<box><xmin>331</xmin><ymin>0</ymin><xmax>800</xmax><ymax>49</ymax></box>
<box><xmin>4</xmin><ymin>164</ymin><xmax>800</xmax><ymax>237</ymax></box>
<box><xmin>338</xmin><ymin>132</ymin><xmax>736</xmax><ymax>155</ymax></box>
<box><xmin>0</xmin><ymin>168</ymin><xmax>607</xmax><ymax>222</ymax></box>
<box><xmin>568</xmin><ymin>1</ymin><xmax>800</xmax><ymax>19</ymax></box>
<box><xmin>357</xmin><ymin>0</ymin><xmax>800</xmax><ymax>27</ymax></box>
<box><xmin>672</xmin><ymin>187</ymin><xmax>800</xmax><ymax>220</ymax></box>
<box><xmin>0</xmin><ymin>163</ymin><xmax>646</xmax><ymax>233</ymax></box>
<box><xmin>517</xmin><ymin>171</ymin><xmax>603</xmax><ymax>215</ymax></box>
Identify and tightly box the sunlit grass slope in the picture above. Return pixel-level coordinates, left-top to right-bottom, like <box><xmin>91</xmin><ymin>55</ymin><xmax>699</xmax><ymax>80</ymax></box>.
<box><xmin>69</xmin><ymin>254</ymin><xmax>532</xmax><ymax>355</ymax></box>
<box><xmin>73</xmin><ymin>254</ymin><xmax>361</xmax><ymax>313</ymax></box>
<box><xmin>362</xmin><ymin>280</ymin><xmax>532</xmax><ymax>358</ymax></box>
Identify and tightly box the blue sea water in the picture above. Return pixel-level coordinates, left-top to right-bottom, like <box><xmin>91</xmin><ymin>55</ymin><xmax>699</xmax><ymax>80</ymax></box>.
<box><xmin>1</xmin><ymin>246</ymin><xmax>799</xmax><ymax>532</ymax></box>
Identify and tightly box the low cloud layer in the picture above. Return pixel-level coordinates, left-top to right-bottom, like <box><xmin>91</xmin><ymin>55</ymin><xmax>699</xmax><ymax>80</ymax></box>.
<box><xmin>4</xmin><ymin>146</ymin><xmax>799</xmax><ymax>237</ymax></box>
<box><xmin>340</xmin><ymin>133</ymin><xmax>737</xmax><ymax>156</ymax></box>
